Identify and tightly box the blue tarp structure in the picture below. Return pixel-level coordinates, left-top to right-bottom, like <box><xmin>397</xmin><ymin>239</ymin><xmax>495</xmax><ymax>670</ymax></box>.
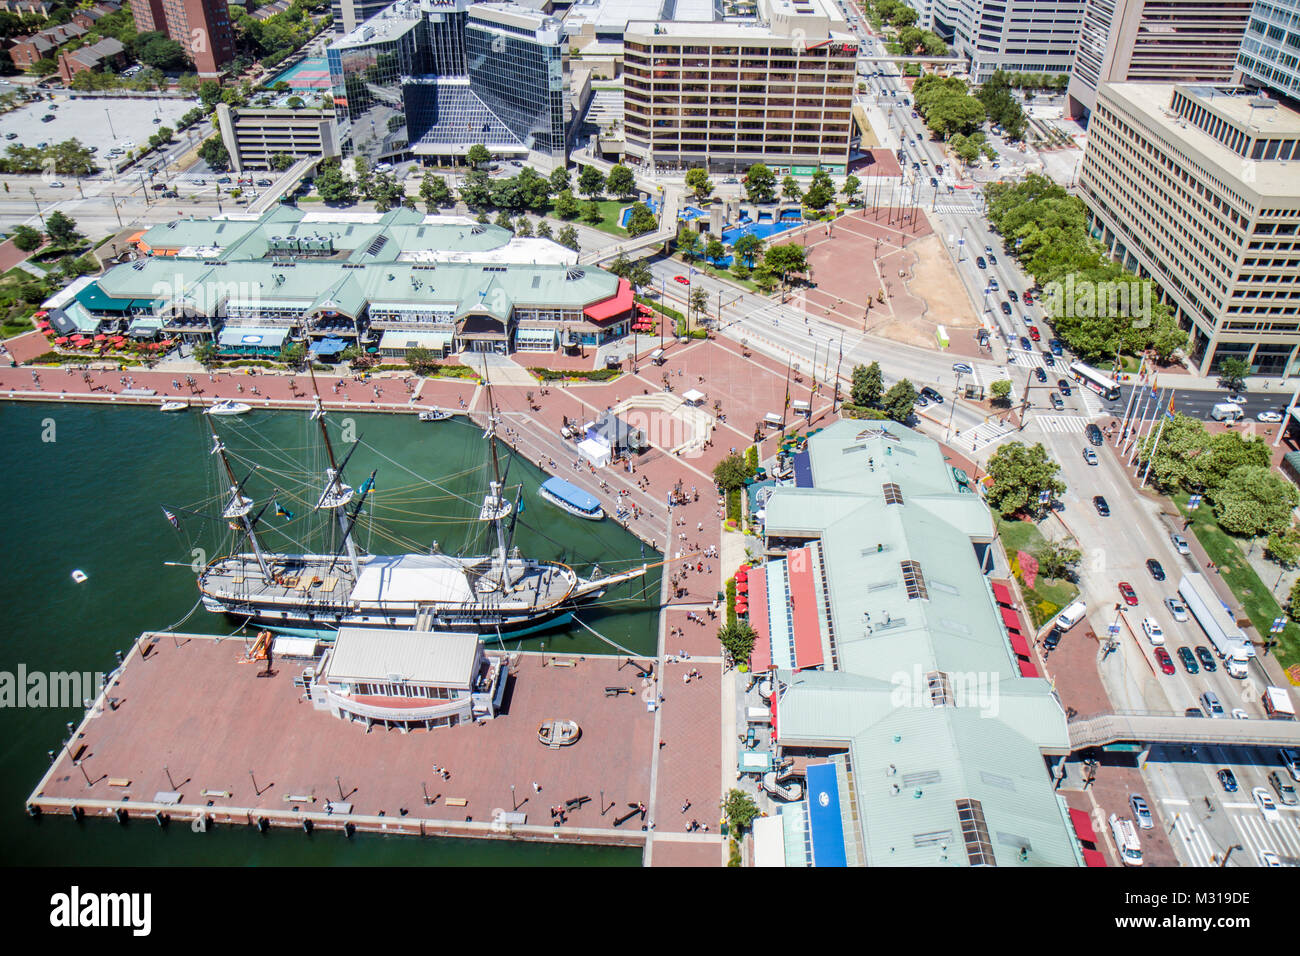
<box><xmin>310</xmin><ymin>336</ymin><xmax>348</xmax><ymax>356</ymax></box>
<box><xmin>540</xmin><ymin>476</ymin><xmax>600</xmax><ymax>514</ymax></box>
<box><xmin>805</xmin><ymin>763</ymin><xmax>847</xmax><ymax>867</ymax></box>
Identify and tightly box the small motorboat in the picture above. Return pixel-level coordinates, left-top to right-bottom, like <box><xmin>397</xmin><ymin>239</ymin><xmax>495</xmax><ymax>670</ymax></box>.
<box><xmin>206</xmin><ymin>400</ymin><xmax>252</xmax><ymax>416</ymax></box>
<box><xmin>160</xmin><ymin>401</ymin><xmax>189</xmax><ymax>412</ymax></box>
<box><xmin>70</xmin><ymin>569</ymin><xmax>88</xmax><ymax>584</ymax></box>
<box><xmin>418</xmin><ymin>407</ymin><xmax>452</xmax><ymax>422</ymax></box>
<box><xmin>537</xmin><ymin>718</ymin><xmax>581</xmax><ymax>749</ymax></box>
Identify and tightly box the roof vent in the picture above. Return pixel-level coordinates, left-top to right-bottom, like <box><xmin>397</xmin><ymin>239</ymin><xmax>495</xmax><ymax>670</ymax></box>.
<box><xmin>565</xmin><ymin>268</ymin><xmax>586</xmax><ymax>280</ymax></box>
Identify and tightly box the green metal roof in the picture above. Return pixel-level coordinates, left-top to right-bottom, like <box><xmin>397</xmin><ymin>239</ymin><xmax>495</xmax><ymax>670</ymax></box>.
<box><xmin>765</xmin><ymin>419</ymin><xmax>1075</xmax><ymax>867</ymax></box>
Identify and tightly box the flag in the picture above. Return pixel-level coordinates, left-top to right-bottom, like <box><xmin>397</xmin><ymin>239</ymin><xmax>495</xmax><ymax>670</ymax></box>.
<box><xmin>1166</xmin><ymin>393</ymin><xmax>1176</xmax><ymax>420</ymax></box>
<box><xmin>518</xmin><ymin>497</ymin><xmax>525</xmax><ymax>515</ymax></box>
<box><xmin>162</xmin><ymin>507</ymin><xmax>179</xmax><ymax>529</ymax></box>
<box><xmin>1150</xmin><ymin>375</ymin><xmax>1158</xmax><ymax>399</ymax></box>
<box><xmin>275</xmin><ymin>500</ymin><xmax>294</xmax><ymax>521</ymax></box>
<box><xmin>359</xmin><ymin>475</ymin><xmax>375</xmax><ymax>495</ymax></box>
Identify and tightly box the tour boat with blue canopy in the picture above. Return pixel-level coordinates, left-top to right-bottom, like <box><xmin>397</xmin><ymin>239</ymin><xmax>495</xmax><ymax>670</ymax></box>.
<box><xmin>538</xmin><ymin>476</ymin><xmax>604</xmax><ymax>520</ymax></box>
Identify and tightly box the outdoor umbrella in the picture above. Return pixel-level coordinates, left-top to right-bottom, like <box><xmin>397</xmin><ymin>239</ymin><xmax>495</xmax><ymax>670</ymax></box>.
<box><xmin>54</xmin><ymin>336</ymin><xmax>69</xmax><ymax>345</ymax></box>
<box><xmin>94</xmin><ymin>334</ymin><xmax>108</xmax><ymax>341</ymax></box>
<box><xmin>736</xmin><ymin>580</ymin><xmax>748</xmax><ymax>593</ymax></box>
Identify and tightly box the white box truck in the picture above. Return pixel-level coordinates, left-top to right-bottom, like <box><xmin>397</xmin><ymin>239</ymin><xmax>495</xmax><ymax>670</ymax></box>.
<box><xmin>1263</xmin><ymin>686</ymin><xmax>1297</xmax><ymax>720</ymax></box>
<box><xmin>1178</xmin><ymin>573</ymin><xmax>1253</xmax><ymax>678</ymax></box>
<box><xmin>1211</xmin><ymin>402</ymin><xmax>1244</xmax><ymax>422</ymax></box>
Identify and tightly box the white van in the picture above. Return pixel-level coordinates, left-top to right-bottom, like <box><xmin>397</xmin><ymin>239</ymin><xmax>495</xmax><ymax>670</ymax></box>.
<box><xmin>1109</xmin><ymin>813</ymin><xmax>1143</xmax><ymax>866</ymax></box>
<box><xmin>1201</xmin><ymin>690</ymin><xmax>1225</xmax><ymax>718</ymax></box>
<box><xmin>649</xmin><ymin>348</ymin><xmax>665</xmax><ymax>365</ymax></box>
<box><xmin>763</xmin><ymin>412</ymin><xmax>784</xmax><ymax>428</ymax></box>
<box><xmin>1054</xmin><ymin>600</ymin><xmax>1087</xmax><ymax>631</ymax></box>
<box><xmin>1211</xmin><ymin>402</ymin><xmax>1244</xmax><ymax>422</ymax></box>
<box><xmin>746</xmin><ymin>706</ymin><xmax>772</xmax><ymax>724</ymax></box>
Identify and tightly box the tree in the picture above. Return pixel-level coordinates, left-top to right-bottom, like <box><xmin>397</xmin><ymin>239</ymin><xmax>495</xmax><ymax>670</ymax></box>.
<box><xmin>990</xmin><ymin>379</ymin><xmax>1012</xmax><ymax>404</ymax></box>
<box><xmin>705</xmin><ymin>237</ymin><xmax>725</xmax><ymax>263</ymax></box>
<box><xmin>781</xmin><ymin>175</ymin><xmax>802</xmax><ymax>202</ymax></box>
<box><xmin>548</xmin><ymin>166</ymin><xmax>571</xmax><ymax>193</ymax></box>
<box><xmin>804</xmin><ymin>170</ymin><xmax>835</xmax><ymax>211</ymax></box>
<box><xmin>405</xmin><ymin>346</ymin><xmax>437</xmax><ymax>374</ymax></box>
<box><xmin>495</xmin><ymin>209</ymin><xmax>515</xmax><ymax>232</ymax></box>
<box><xmin>458</xmin><ymin>170</ymin><xmax>493</xmax><ymax>209</ymax></box>
<box><xmin>677</xmin><ymin>227</ymin><xmax>700</xmax><ymax>263</ymax></box>
<box><xmin>199</xmin><ymin>80</ymin><xmax>223</xmax><ymax>110</ymax></box>
<box><xmin>763</xmin><ymin>243</ymin><xmax>808</xmax><ymax>286</ymax></box>
<box><xmin>419</xmin><ymin>171</ymin><xmax>452</xmax><ymax>211</ymax></box>
<box><xmin>731</xmin><ymin>233</ymin><xmax>763</xmax><ymax>268</ymax></box>
<box><xmin>578</xmin><ymin>165</ymin><xmax>606</xmax><ymax>198</ymax></box>
<box><xmin>689</xmin><ymin>286</ymin><xmax>709</xmax><ymax>327</ymax></box>
<box><xmin>466</xmin><ymin>143</ymin><xmax>491</xmax><ymax>170</ymax></box>
<box><xmin>515</xmin><ymin>217</ymin><xmax>532</xmax><ymax>237</ymax></box>
<box><xmin>279</xmin><ymin>342</ymin><xmax>307</xmax><ymax>370</ymax></box>
<box><xmin>1035</xmin><ymin>540</ymin><xmax>1082</xmax><ymax>580</ymax></box>
<box><xmin>535</xmin><ymin>219</ymin><xmax>553</xmax><ymax>240</ymax></box>
<box><xmin>1218</xmin><ymin>357</ymin><xmax>1249</xmax><ymax>390</ymax></box>
<box><xmin>842</xmin><ymin>174</ymin><xmax>861</xmax><ymax>206</ymax></box>
<box><xmin>984</xmin><ymin>441</ymin><xmax>1067</xmax><ymax>517</ymax></box>
<box><xmin>192</xmin><ymin>341</ymin><xmax>218</xmax><ymax>368</ymax></box>
<box><xmin>135</xmin><ymin>31</ymin><xmax>188</xmax><ymax>70</ymax></box>
<box><xmin>557</xmin><ymin>224</ymin><xmax>579</xmax><ymax>252</ymax></box>
<box><xmin>1266</xmin><ymin>526</ymin><xmax>1300</xmax><ymax>568</ymax></box>
<box><xmin>717</xmin><ymin>620</ymin><xmax>757</xmax><ymax>666</ymax></box>
<box><xmin>198</xmin><ymin>136</ymin><xmax>230</xmax><ymax>172</ymax></box>
<box><xmin>882</xmin><ymin>379</ymin><xmax>918</xmax><ymax>423</ymax></box>
<box><xmin>850</xmin><ymin>362</ymin><xmax>884</xmax><ymax>407</ymax></box>
<box><xmin>582</xmin><ymin>200</ymin><xmax>603</xmax><ymax>225</ymax></box>
<box><xmin>606</xmin><ymin>163</ymin><xmax>635</xmax><ymax>199</ymax></box>
<box><xmin>625</xmin><ymin>201</ymin><xmax>657</xmax><ymax>236</ymax></box>
<box><xmin>11</xmin><ymin>224</ymin><xmax>41</xmax><ymax>252</ymax></box>
<box><xmin>744</xmin><ymin>163</ymin><xmax>776</xmax><ymax>203</ymax></box>
<box><xmin>1289</xmin><ymin>579</ymin><xmax>1300</xmax><ymax>625</ymax></box>
<box><xmin>270</xmin><ymin>152</ymin><xmax>295</xmax><ymax>171</ymax></box>
<box><xmin>314</xmin><ymin>163</ymin><xmax>355</xmax><ymax>204</ymax></box>
<box><xmin>553</xmin><ymin>188</ymin><xmax>579</xmax><ymax>220</ymax></box>
<box><xmin>723</xmin><ymin>788</ymin><xmax>761</xmax><ymax>830</ymax></box>
<box><xmin>627</xmin><ymin>260</ymin><xmax>653</xmax><ymax>294</ymax></box>
<box><xmin>712</xmin><ymin>451</ymin><xmax>754</xmax><ymax>491</ymax></box>
<box><xmin>685</xmin><ymin>167</ymin><xmax>712</xmax><ymax>202</ymax></box>
<box><xmin>514</xmin><ymin>166</ymin><xmax>551</xmax><ymax>211</ymax></box>
<box><xmin>44</xmin><ymin>210</ymin><xmax>80</xmax><ymax>247</ymax></box>
<box><xmin>29</xmin><ymin>57</ymin><xmax>57</xmax><ymax>77</ymax></box>
<box><xmin>1213</xmin><ymin>465</ymin><xmax>1300</xmax><ymax>537</ymax></box>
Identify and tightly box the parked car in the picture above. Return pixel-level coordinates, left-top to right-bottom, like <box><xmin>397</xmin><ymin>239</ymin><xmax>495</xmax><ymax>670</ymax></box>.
<box><xmin>1195</xmin><ymin>646</ymin><xmax>1217</xmax><ymax>671</ymax></box>
<box><xmin>1257</xmin><ymin>409</ymin><xmax>1284</xmax><ymax>423</ymax></box>
<box><xmin>1118</xmin><ymin>580</ymin><xmax>1136</xmax><ymax>604</ymax></box>
<box><xmin>255</xmin><ymin>178</ymin><xmax>273</xmax><ymax>187</ymax></box>
<box><xmin>1083</xmin><ymin>447</ymin><xmax>1098</xmax><ymax>465</ymax></box>
<box><xmin>1154</xmin><ymin>646</ymin><xmax>1175</xmax><ymax>674</ymax></box>
<box><xmin>1218</xmin><ymin>768</ymin><xmax>1239</xmax><ymax>792</ymax></box>
<box><xmin>1043</xmin><ymin>626</ymin><xmax>1062</xmax><ymax>650</ymax></box>
<box><xmin>1095</xmin><ymin>496</ymin><xmax>1112</xmax><ymax>517</ymax></box>
<box><xmin>1022</xmin><ymin>290</ymin><xmax>1032</xmax><ymax>305</ymax></box>
<box><xmin>920</xmin><ymin>386</ymin><xmax>944</xmax><ymax>404</ymax></box>
<box><xmin>1146</xmin><ymin>559</ymin><xmax>1166</xmax><ymax>581</ymax></box>
<box><xmin>1130</xmin><ymin>794</ymin><xmax>1154</xmax><ymax>829</ymax></box>
<box><xmin>4</xmin><ymin>132</ymin><xmax>16</xmax><ymax>140</ymax></box>
<box><xmin>1165</xmin><ymin>597</ymin><xmax>1189</xmax><ymax>622</ymax></box>
<box><xmin>1177</xmin><ymin>646</ymin><xmax>1199</xmax><ymax>674</ymax></box>
<box><xmin>1170</xmin><ymin>532</ymin><xmax>1190</xmax><ymax>554</ymax></box>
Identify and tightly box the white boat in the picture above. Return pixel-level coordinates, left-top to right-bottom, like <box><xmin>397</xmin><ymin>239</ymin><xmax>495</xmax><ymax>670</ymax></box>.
<box><xmin>418</xmin><ymin>407</ymin><xmax>452</xmax><ymax>422</ymax></box>
<box><xmin>207</xmin><ymin>400</ymin><xmax>252</xmax><ymax>416</ymax></box>
<box><xmin>160</xmin><ymin>401</ymin><xmax>189</xmax><ymax>413</ymax></box>
<box><xmin>538</xmin><ymin>476</ymin><xmax>604</xmax><ymax>520</ymax></box>
<box><xmin>70</xmin><ymin>569</ymin><xmax>88</xmax><ymax>584</ymax></box>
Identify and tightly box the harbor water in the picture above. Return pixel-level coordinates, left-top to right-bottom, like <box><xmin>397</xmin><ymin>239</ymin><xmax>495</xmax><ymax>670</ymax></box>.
<box><xmin>1</xmin><ymin>402</ymin><xmax>657</xmax><ymax>865</ymax></box>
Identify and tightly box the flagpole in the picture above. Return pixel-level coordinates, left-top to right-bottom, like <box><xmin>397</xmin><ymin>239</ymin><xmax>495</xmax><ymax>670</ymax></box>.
<box><xmin>1124</xmin><ymin>387</ymin><xmax>1152</xmax><ymax>462</ymax></box>
<box><xmin>1118</xmin><ymin>355</ymin><xmax>1144</xmax><ymax>435</ymax></box>
<box><xmin>1141</xmin><ymin>393</ymin><xmax>1172</xmax><ymax>487</ymax></box>
<box><xmin>1129</xmin><ymin>388</ymin><xmax>1159</xmax><ymax>468</ymax></box>
<box><xmin>1132</xmin><ymin>389</ymin><xmax>1164</xmax><ymax>473</ymax></box>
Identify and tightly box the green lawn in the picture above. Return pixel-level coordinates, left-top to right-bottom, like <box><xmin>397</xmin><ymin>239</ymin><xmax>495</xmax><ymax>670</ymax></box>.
<box><xmin>1173</xmin><ymin>492</ymin><xmax>1298</xmax><ymax>669</ymax></box>
<box><xmin>997</xmin><ymin>516</ymin><xmax>1080</xmax><ymax>627</ymax></box>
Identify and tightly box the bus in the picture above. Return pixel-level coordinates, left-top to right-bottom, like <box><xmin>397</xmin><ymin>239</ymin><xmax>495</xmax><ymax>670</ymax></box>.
<box><xmin>1069</xmin><ymin>362</ymin><xmax>1121</xmax><ymax>402</ymax></box>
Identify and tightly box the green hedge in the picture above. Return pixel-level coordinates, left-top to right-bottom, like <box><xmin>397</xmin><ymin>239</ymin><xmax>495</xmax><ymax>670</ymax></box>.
<box><xmin>635</xmin><ymin>294</ymin><xmax>683</xmax><ymax>323</ymax></box>
<box><xmin>27</xmin><ymin>351</ymin><xmax>141</xmax><ymax>366</ymax></box>
<box><xmin>745</xmin><ymin>445</ymin><xmax>758</xmax><ymax>472</ymax></box>
<box><xmin>529</xmin><ymin>367</ymin><xmax>621</xmax><ymax>382</ymax></box>
<box><xmin>726</xmin><ymin>487</ymin><xmax>741</xmax><ymax>522</ymax></box>
<box><xmin>726</xmin><ymin>576</ymin><xmax>737</xmax><ymax>627</ymax></box>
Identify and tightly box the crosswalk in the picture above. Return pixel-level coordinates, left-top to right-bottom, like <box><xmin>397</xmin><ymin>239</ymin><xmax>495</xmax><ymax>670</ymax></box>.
<box><xmin>1034</xmin><ymin>414</ymin><xmax>1089</xmax><ymax>434</ymax></box>
<box><xmin>933</xmin><ymin>200</ymin><xmax>983</xmax><ymax>215</ymax></box>
<box><xmin>1170</xmin><ymin>804</ymin><xmax>1300</xmax><ymax>867</ymax></box>
<box><xmin>964</xmin><ymin>418</ymin><xmax>1019</xmax><ymax>452</ymax></box>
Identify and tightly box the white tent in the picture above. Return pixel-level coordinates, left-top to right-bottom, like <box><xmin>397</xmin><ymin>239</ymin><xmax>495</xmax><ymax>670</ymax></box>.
<box><xmin>682</xmin><ymin>388</ymin><xmax>706</xmax><ymax>405</ymax></box>
<box><xmin>576</xmin><ymin>436</ymin><xmax>612</xmax><ymax>467</ymax></box>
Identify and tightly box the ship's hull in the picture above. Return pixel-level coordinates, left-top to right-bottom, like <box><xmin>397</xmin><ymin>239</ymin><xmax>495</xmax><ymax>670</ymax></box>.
<box><xmin>253</xmin><ymin>611</ymin><xmax>576</xmax><ymax>643</ymax></box>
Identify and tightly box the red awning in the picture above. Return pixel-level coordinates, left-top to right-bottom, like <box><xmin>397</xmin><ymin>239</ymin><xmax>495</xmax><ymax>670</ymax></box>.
<box><xmin>787</xmin><ymin>546</ymin><xmax>824</xmax><ymax>670</ymax></box>
<box><xmin>748</xmin><ymin>567</ymin><xmax>770</xmax><ymax>672</ymax></box>
<box><xmin>992</xmin><ymin>581</ymin><xmax>1014</xmax><ymax>606</ymax></box>
<box><xmin>583</xmin><ymin>277</ymin><xmax>634</xmax><ymax>321</ymax></box>
<box><xmin>1082</xmin><ymin>849</ymin><xmax>1107</xmax><ymax>867</ymax></box>
<box><xmin>1017</xmin><ymin>658</ymin><xmax>1040</xmax><ymax>678</ymax></box>
<box><xmin>1009</xmin><ymin>631</ymin><xmax>1032</xmax><ymax>658</ymax></box>
<box><xmin>636</xmin><ymin>303</ymin><xmax>654</xmax><ymax>314</ymax></box>
<box><xmin>1069</xmin><ymin>807</ymin><xmax>1097</xmax><ymax>843</ymax></box>
<box><xmin>999</xmin><ymin>606</ymin><xmax>1023</xmax><ymax>632</ymax></box>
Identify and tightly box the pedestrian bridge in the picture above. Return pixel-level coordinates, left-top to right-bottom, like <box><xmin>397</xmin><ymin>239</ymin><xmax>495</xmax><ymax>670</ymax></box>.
<box><xmin>1068</xmin><ymin>713</ymin><xmax>1300</xmax><ymax>750</ymax></box>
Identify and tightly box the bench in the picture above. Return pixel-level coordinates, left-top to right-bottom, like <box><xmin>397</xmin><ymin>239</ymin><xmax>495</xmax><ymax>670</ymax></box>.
<box><xmin>107</xmin><ymin>777</ymin><xmax>132</xmax><ymax>788</ymax></box>
<box><xmin>445</xmin><ymin>797</ymin><xmax>468</xmax><ymax>808</ymax></box>
<box><xmin>201</xmin><ymin>789</ymin><xmax>230</xmax><ymax>798</ymax></box>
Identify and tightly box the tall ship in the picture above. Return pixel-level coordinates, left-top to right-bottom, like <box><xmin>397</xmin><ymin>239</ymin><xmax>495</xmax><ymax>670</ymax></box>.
<box><xmin>185</xmin><ymin>378</ymin><xmax>647</xmax><ymax>641</ymax></box>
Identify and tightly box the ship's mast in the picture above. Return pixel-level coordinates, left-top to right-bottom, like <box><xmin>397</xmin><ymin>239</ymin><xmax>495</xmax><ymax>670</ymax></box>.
<box><xmin>308</xmin><ymin>366</ymin><xmax>360</xmax><ymax>578</ymax></box>
<box><xmin>478</xmin><ymin>358</ymin><xmax>514</xmax><ymax>590</ymax></box>
<box><xmin>209</xmin><ymin>425</ymin><xmax>273</xmax><ymax>584</ymax></box>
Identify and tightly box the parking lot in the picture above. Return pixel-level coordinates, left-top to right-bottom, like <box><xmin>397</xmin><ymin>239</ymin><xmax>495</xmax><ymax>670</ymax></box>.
<box><xmin>0</xmin><ymin>94</ymin><xmax>199</xmax><ymax>166</ymax></box>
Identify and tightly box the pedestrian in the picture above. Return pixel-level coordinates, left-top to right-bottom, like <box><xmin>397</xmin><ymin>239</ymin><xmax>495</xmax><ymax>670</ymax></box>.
<box><xmin>532</xmin><ymin>781</ymin><xmax>541</xmax><ymax>792</ymax></box>
<box><xmin>659</xmin><ymin>739</ymin><xmax>666</xmax><ymax>749</ymax></box>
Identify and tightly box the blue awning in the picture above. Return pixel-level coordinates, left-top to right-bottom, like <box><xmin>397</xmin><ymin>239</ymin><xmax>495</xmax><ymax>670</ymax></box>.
<box><xmin>805</xmin><ymin>763</ymin><xmax>847</xmax><ymax>867</ymax></box>
<box><xmin>218</xmin><ymin>327</ymin><xmax>289</xmax><ymax>349</ymax></box>
<box><xmin>540</xmin><ymin>476</ymin><xmax>599</xmax><ymax>513</ymax></box>
<box><xmin>310</xmin><ymin>336</ymin><xmax>348</xmax><ymax>355</ymax></box>
<box><xmin>793</xmin><ymin>450</ymin><xmax>813</xmax><ymax>487</ymax></box>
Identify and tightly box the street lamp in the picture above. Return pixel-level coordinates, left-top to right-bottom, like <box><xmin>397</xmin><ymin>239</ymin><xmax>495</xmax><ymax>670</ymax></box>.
<box><xmin>104</xmin><ymin>109</ymin><xmax>116</xmax><ymax>140</ymax></box>
<box><xmin>28</xmin><ymin>187</ymin><xmax>45</xmax><ymax>229</ymax></box>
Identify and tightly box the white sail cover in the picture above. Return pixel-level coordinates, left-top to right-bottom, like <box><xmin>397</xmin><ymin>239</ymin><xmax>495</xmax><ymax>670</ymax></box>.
<box><xmin>352</xmin><ymin>554</ymin><xmax>476</xmax><ymax>605</ymax></box>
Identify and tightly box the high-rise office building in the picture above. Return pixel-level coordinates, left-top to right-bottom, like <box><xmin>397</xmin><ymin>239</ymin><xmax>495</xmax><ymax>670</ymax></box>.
<box><xmin>129</xmin><ymin>0</ymin><xmax>235</xmax><ymax>76</ymax></box>
<box><xmin>1236</xmin><ymin>0</ymin><xmax>1300</xmax><ymax>103</ymax></box>
<box><xmin>328</xmin><ymin>0</ymin><xmax>569</xmax><ymax>166</ymax></box>
<box><xmin>331</xmin><ymin>0</ymin><xmax>397</xmax><ymax>34</ymax></box>
<box><xmin>929</xmin><ymin>0</ymin><xmax>1087</xmax><ymax>83</ymax></box>
<box><xmin>622</xmin><ymin>0</ymin><xmax>858</xmax><ymax>174</ymax></box>
<box><xmin>1078</xmin><ymin>83</ymin><xmax>1300</xmax><ymax>375</ymax></box>
<box><xmin>1066</xmin><ymin>0</ymin><xmax>1254</xmax><ymax>119</ymax></box>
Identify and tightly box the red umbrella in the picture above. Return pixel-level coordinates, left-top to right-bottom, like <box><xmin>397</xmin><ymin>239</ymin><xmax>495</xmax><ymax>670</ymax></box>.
<box><xmin>42</xmin><ymin>327</ymin><xmax>55</xmax><ymax>336</ymax></box>
<box><xmin>737</xmin><ymin>581</ymin><xmax>748</xmax><ymax>593</ymax></box>
<box><xmin>93</xmin><ymin>334</ymin><xmax>108</xmax><ymax>341</ymax></box>
<box><xmin>54</xmin><ymin>336</ymin><xmax>69</xmax><ymax>344</ymax></box>
<box><xmin>34</xmin><ymin>311</ymin><xmax>47</xmax><ymax>318</ymax></box>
